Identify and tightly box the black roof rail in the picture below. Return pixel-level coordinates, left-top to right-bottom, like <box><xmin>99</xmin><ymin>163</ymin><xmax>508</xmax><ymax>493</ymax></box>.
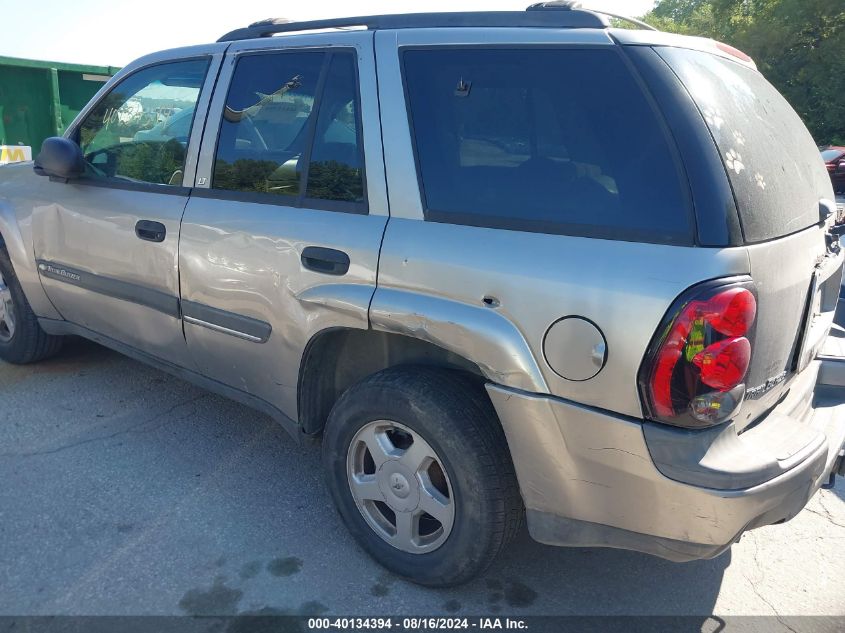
<box><xmin>525</xmin><ymin>1</ymin><xmax>583</xmax><ymax>9</ymax></box>
<box><xmin>217</xmin><ymin>9</ymin><xmax>610</xmax><ymax>42</ymax></box>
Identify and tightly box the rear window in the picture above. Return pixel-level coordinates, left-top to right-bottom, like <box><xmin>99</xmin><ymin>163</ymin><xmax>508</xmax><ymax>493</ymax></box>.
<box><xmin>402</xmin><ymin>48</ymin><xmax>693</xmax><ymax>244</ymax></box>
<box><xmin>657</xmin><ymin>47</ymin><xmax>831</xmax><ymax>243</ymax></box>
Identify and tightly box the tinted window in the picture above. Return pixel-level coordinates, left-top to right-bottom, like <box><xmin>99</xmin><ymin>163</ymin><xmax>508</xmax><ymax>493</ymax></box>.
<box><xmin>402</xmin><ymin>48</ymin><xmax>691</xmax><ymax>243</ymax></box>
<box><xmin>214</xmin><ymin>51</ymin><xmax>365</xmax><ymax>208</ymax></box>
<box><xmin>78</xmin><ymin>59</ymin><xmax>209</xmax><ymax>186</ymax></box>
<box><xmin>658</xmin><ymin>47</ymin><xmax>831</xmax><ymax>243</ymax></box>
<box><xmin>214</xmin><ymin>51</ymin><xmax>323</xmax><ymax>198</ymax></box>
<box><xmin>305</xmin><ymin>54</ymin><xmax>365</xmax><ymax>204</ymax></box>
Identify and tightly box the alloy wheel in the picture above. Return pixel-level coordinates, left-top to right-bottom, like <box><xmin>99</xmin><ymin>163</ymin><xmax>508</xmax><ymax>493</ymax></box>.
<box><xmin>346</xmin><ymin>420</ymin><xmax>455</xmax><ymax>554</ymax></box>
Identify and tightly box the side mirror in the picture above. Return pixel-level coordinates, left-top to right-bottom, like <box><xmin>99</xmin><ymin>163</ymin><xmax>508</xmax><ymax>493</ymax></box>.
<box><xmin>33</xmin><ymin>137</ymin><xmax>85</xmax><ymax>181</ymax></box>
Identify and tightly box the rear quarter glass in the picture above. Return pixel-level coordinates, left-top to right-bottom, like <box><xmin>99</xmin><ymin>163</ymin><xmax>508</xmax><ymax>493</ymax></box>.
<box><xmin>655</xmin><ymin>47</ymin><xmax>833</xmax><ymax>243</ymax></box>
<box><xmin>401</xmin><ymin>47</ymin><xmax>694</xmax><ymax>244</ymax></box>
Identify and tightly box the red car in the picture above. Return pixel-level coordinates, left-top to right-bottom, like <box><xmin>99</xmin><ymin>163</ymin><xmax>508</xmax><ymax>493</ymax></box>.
<box><xmin>822</xmin><ymin>146</ymin><xmax>845</xmax><ymax>194</ymax></box>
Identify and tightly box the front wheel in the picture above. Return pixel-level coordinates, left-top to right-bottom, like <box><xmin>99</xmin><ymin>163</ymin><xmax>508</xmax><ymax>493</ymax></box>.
<box><xmin>0</xmin><ymin>248</ymin><xmax>63</xmax><ymax>364</ymax></box>
<box><xmin>322</xmin><ymin>366</ymin><xmax>523</xmax><ymax>586</ymax></box>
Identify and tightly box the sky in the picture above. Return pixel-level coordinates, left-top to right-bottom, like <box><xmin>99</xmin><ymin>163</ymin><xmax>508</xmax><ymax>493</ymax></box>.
<box><xmin>0</xmin><ymin>0</ymin><xmax>656</xmax><ymax>67</ymax></box>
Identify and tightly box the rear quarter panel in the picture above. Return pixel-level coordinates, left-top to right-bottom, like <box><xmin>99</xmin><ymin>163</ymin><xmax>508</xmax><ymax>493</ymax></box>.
<box><xmin>375</xmin><ymin>220</ymin><xmax>750</xmax><ymax>417</ymax></box>
<box><xmin>373</xmin><ymin>28</ymin><xmax>751</xmax><ymax>417</ymax></box>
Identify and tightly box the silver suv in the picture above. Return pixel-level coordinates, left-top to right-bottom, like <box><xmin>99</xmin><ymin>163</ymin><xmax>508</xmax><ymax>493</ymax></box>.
<box><xmin>2</xmin><ymin>4</ymin><xmax>844</xmax><ymax>587</ymax></box>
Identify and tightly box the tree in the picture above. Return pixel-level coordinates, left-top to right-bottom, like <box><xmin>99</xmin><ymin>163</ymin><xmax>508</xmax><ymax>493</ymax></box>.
<box><xmin>643</xmin><ymin>0</ymin><xmax>845</xmax><ymax>145</ymax></box>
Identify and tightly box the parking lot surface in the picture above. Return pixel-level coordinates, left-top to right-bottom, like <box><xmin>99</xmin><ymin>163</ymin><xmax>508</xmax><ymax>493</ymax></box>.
<box><xmin>1</xmin><ymin>332</ymin><xmax>843</xmax><ymax>620</ymax></box>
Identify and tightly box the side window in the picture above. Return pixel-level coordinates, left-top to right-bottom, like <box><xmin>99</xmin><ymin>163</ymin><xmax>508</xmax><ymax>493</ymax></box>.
<box><xmin>213</xmin><ymin>50</ymin><xmax>366</xmax><ymax>210</ymax></box>
<box><xmin>77</xmin><ymin>59</ymin><xmax>209</xmax><ymax>186</ymax></box>
<box><xmin>402</xmin><ymin>48</ymin><xmax>692</xmax><ymax>243</ymax></box>
<box><xmin>305</xmin><ymin>54</ymin><xmax>365</xmax><ymax>204</ymax></box>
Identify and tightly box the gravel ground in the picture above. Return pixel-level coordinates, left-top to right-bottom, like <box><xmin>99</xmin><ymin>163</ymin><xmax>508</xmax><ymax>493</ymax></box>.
<box><xmin>0</xmin><ymin>331</ymin><xmax>843</xmax><ymax>621</ymax></box>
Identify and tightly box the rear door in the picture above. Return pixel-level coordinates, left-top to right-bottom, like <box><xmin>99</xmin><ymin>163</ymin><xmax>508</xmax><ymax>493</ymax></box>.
<box><xmin>32</xmin><ymin>47</ymin><xmax>223</xmax><ymax>366</ymax></box>
<box><xmin>179</xmin><ymin>32</ymin><xmax>388</xmax><ymax>422</ymax></box>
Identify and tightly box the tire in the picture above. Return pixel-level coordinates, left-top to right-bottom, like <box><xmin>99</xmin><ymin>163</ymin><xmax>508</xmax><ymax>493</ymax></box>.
<box><xmin>0</xmin><ymin>247</ymin><xmax>63</xmax><ymax>364</ymax></box>
<box><xmin>322</xmin><ymin>365</ymin><xmax>523</xmax><ymax>586</ymax></box>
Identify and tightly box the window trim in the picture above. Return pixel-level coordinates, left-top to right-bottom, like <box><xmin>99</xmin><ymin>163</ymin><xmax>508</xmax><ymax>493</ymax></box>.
<box><xmin>399</xmin><ymin>44</ymin><xmax>696</xmax><ymax>246</ymax></box>
<box><xmin>68</xmin><ymin>178</ymin><xmax>191</xmax><ymax>197</ymax></box>
<box><xmin>191</xmin><ymin>187</ymin><xmax>367</xmax><ymax>214</ymax></box>
<box><xmin>66</xmin><ymin>56</ymin><xmax>213</xmax><ymax>194</ymax></box>
<box><xmin>622</xmin><ymin>45</ymin><xmax>741</xmax><ymax>247</ymax></box>
<box><xmin>208</xmin><ymin>47</ymin><xmax>369</xmax><ymax>215</ymax></box>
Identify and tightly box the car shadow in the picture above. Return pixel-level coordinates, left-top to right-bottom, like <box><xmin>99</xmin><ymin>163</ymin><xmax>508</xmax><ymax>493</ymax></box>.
<box><xmin>449</xmin><ymin>526</ymin><xmax>731</xmax><ymax>617</ymax></box>
<box><xmin>830</xmin><ymin>478</ymin><xmax>845</xmax><ymax>503</ymax></box>
<box><xmin>32</xmin><ymin>335</ymin><xmax>116</xmax><ymax>369</ymax></box>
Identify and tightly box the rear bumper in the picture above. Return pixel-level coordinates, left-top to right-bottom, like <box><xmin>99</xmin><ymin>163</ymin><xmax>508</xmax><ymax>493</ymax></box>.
<box><xmin>487</xmin><ymin>358</ymin><xmax>845</xmax><ymax>562</ymax></box>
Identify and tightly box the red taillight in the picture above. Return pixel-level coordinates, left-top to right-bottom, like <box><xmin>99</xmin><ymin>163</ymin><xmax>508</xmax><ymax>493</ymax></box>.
<box><xmin>707</xmin><ymin>287</ymin><xmax>756</xmax><ymax>337</ymax></box>
<box><xmin>692</xmin><ymin>337</ymin><xmax>751</xmax><ymax>390</ymax></box>
<box><xmin>715</xmin><ymin>41</ymin><xmax>754</xmax><ymax>65</ymax></box>
<box><xmin>640</xmin><ymin>281</ymin><xmax>757</xmax><ymax>428</ymax></box>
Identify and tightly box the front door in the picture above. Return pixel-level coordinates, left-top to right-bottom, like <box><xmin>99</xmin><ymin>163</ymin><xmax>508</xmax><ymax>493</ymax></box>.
<box><xmin>32</xmin><ymin>49</ymin><xmax>223</xmax><ymax>366</ymax></box>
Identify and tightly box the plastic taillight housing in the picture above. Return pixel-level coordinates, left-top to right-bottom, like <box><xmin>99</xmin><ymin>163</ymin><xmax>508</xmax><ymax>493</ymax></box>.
<box><xmin>638</xmin><ymin>278</ymin><xmax>757</xmax><ymax>428</ymax></box>
<box><xmin>715</xmin><ymin>41</ymin><xmax>755</xmax><ymax>66</ymax></box>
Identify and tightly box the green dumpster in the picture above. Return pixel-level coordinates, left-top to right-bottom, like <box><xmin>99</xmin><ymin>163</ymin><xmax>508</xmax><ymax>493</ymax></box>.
<box><xmin>0</xmin><ymin>56</ymin><xmax>120</xmax><ymax>164</ymax></box>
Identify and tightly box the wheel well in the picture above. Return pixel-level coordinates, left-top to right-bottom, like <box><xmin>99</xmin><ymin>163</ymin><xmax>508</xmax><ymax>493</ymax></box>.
<box><xmin>297</xmin><ymin>329</ymin><xmax>484</xmax><ymax>435</ymax></box>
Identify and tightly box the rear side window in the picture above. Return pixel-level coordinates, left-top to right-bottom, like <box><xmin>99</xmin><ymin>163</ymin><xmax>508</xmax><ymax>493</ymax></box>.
<box><xmin>657</xmin><ymin>47</ymin><xmax>831</xmax><ymax>243</ymax></box>
<box><xmin>213</xmin><ymin>50</ymin><xmax>366</xmax><ymax>211</ymax></box>
<box><xmin>402</xmin><ymin>48</ymin><xmax>692</xmax><ymax>243</ymax></box>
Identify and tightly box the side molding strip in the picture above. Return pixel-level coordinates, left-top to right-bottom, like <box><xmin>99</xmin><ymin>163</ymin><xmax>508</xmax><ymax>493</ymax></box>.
<box><xmin>37</xmin><ymin>261</ymin><xmax>272</xmax><ymax>344</ymax></box>
<box><xmin>182</xmin><ymin>300</ymin><xmax>272</xmax><ymax>343</ymax></box>
<box><xmin>37</xmin><ymin>260</ymin><xmax>180</xmax><ymax>318</ymax></box>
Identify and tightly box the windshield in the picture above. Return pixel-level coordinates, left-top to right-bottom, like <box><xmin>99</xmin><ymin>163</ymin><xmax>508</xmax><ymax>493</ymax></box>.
<box><xmin>657</xmin><ymin>47</ymin><xmax>832</xmax><ymax>242</ymax></box>
<box><xmin>822</xmin><ymin>149</ymin><xmax>844</xmax><ymax>162</ymax></box>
